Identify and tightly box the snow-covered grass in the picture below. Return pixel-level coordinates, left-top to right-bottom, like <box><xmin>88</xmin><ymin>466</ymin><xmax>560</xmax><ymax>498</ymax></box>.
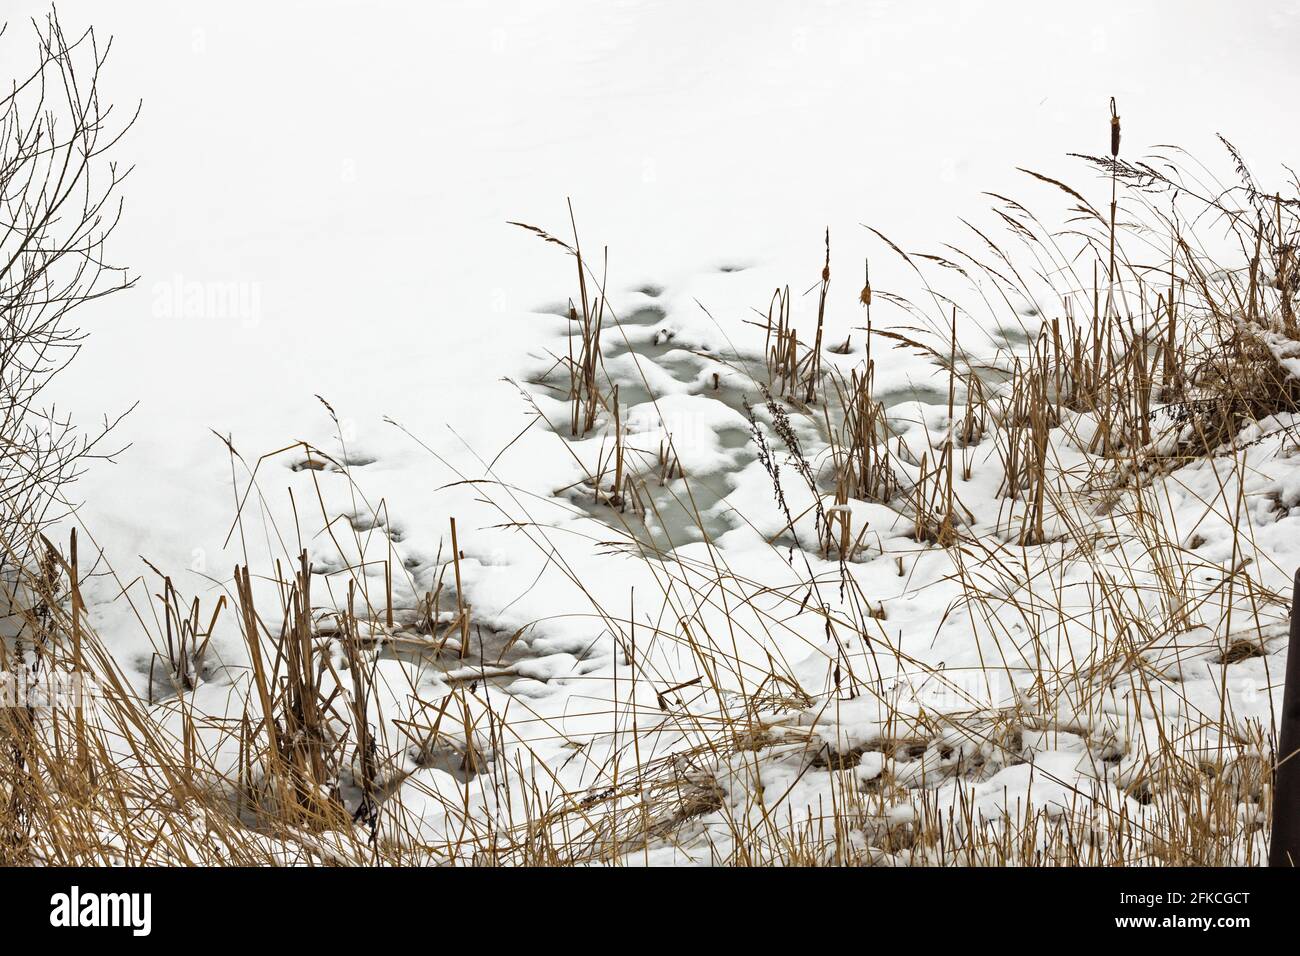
<box><xmin>4</xmin><ymin>124</ymin><xmax>1298</xmax><ymax>865</ymax></box>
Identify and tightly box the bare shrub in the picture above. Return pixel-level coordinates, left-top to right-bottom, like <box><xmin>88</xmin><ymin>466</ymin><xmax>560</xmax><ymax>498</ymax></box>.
<box><xmin>0</xmin><ymin>10</ymin><xmax>136</xmax><ymax>581</ymax></box>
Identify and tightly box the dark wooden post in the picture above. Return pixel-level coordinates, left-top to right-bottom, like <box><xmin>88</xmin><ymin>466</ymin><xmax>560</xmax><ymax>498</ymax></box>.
<box><xmin>1271</xmin><ymin>570</ymin><xmax>1300</xmax><ymax>866</ymax></box>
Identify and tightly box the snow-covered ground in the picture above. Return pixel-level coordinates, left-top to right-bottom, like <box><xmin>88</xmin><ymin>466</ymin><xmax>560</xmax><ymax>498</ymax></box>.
<box><xmin>9</xmin><ymin>0</ymin><xmax>1300</xmax><ymax>863</ymax></box>
<box><xmin>20</xmin><ymin>0</ymin><xmax>1300</xmax><ymax>571</ymax></box>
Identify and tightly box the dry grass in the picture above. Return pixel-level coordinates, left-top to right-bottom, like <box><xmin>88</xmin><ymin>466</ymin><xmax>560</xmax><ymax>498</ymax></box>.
<box><xmin>3</xmin><ymin>96</ymin><xmax>1300</xmax><ymax>866</ymax></box>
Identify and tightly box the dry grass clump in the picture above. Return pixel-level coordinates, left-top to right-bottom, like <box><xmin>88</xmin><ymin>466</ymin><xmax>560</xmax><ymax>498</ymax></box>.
<box><xmin>0</xmin><ymin>532</ymin><xmax>388</xmax><ymax>864</ymax></box>
<box><xmin>765</xmin><ymin>232</ymin><xmax>830</xmax><ymax>406</ymax></box>
<box><xmin>510</xmin><ymin>205</ymin><xmax>614</xmax><ymax>439</ymax></box>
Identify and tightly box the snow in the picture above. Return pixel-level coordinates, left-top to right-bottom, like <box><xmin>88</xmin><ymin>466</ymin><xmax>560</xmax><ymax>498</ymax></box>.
<box><xmin>6</xmin><ymin>0</ymin><xmax>1300</xmax><ymax>863</ymax></box>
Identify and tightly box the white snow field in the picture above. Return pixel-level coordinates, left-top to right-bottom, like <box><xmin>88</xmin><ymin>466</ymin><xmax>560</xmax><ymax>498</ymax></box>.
<box><xmin>7</xmin><ymin>1</ymin><xmax>1300</xmax><ymax>864</ymax></box>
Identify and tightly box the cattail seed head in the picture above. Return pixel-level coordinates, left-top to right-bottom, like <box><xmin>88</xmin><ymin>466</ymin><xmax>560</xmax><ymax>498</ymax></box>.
<box><xmin>1109</xmin><ymin>96</ymin><xmax>1121</xmax><ymax>158</ymax></box>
